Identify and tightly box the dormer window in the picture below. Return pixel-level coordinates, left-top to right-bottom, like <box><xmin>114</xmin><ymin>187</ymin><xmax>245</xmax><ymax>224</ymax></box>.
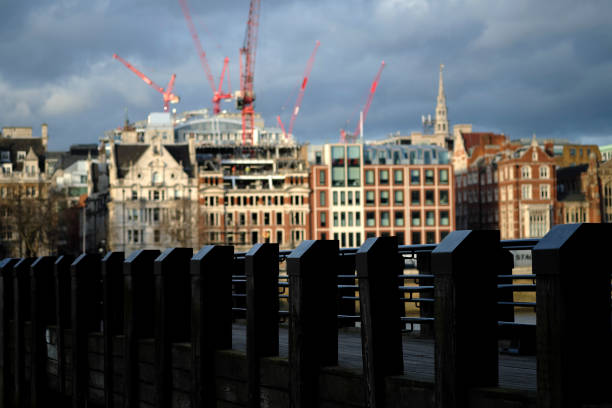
<box><xmin>2</xmin><ymin>164</ymin><xmax>12</xmax><ymax>175</ymax></box>
<box><xmin>17</xmin><ymin>151</ymin><xmax>26</xmax><ymax>161</ymax></box>
<box><xmin>1</xmin><ymin>151</ymin><xmax>9</xmax><ymax>162</ymax></box>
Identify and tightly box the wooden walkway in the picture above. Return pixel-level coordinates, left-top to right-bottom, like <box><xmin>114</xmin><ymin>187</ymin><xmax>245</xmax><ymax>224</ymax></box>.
<box><xmin>230</xmin><ymin>323</ymin><xmax>537</xmax><ymax>392</ymax></box>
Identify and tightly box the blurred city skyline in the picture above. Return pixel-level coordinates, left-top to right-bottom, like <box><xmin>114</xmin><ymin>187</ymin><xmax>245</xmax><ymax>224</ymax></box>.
<box><xmin>1</xmin><ymin>0</ymin><xmax>611</xmax><ymax>150</ymax></box>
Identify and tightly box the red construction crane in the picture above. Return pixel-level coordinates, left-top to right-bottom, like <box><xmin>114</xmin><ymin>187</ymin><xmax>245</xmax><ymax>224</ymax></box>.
<box><xmin>340</xmin><ymin>61</ymin><xmax>386</xmax><ymax>143</ymax></box>
<box><xmin>178</xmin><ymin>0</ymin><xmax>232</xmax><ymax>114</ymax></box>
<box><xmin>236</xmin><ymin>0</ymin><xmax>261</xmax><ymax>145</ymax></box>
<box><xmin>276</xmin><ymin>40</ymin><xmax>321</xmax><ymax>142</ymax></box>
<box><xmin>113</xmin><ymin>53</ymin><xmax>180</xmax><ymax>112</ymax></box>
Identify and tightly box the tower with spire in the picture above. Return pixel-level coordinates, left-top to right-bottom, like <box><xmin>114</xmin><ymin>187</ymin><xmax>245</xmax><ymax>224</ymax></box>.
<box><xmin>434</xmin><ymin>64</ymin><xmax>450</xmax><ymax>139</ymax></box>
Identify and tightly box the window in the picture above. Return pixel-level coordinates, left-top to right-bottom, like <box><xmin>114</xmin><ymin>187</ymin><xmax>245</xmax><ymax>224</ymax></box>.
<box><xmin>154</xmin><ymin>230</ymin><xmax>160</xmax><ymax>243</ymax></box>
<box><xmin>426</xmin><ymin>211</ymin><xmax>435</xmax><ymax>226</ymax></box>
<box><xmin>440</xmin><ymin>231</ymin><xmax>450</xmax><ymax>240</ymax></box>
<box><xmin>355</xmin><ymin>191</ymin><xmax>361</xmax><ymax>205</ymax></box>
<box><xmin>0</xmin><ymin>151</ymin><xmax>9</xmax><ymax>162</ymax></box>
<box><xmin>276</xmin><ymin>212</ymin><xmax>283</xmax><ymax>225</ymax></box>
<box><xmin>425</xmin><ymin>190</ymin><xmax>435</xmax><ymax>205</ymax></box>
<box><xmin>521</xmin><ymin>166</ymin><xmax>531</xmax><ymax>179</ymax></box>
<box><xmin>380</xmin><ymin>211</ymin><xmax>390</xmax><ymax>226</ymax></box>
<box><xmin>411</xmin><ymin>231</ymin><xmax>421</xmax><ymax>244</ymax></box>
<box><xmin>153</xmin><ymin>190</ymin><xmax>160</xmax><ymax>200</ymax></box>
<box><xmin>540</xmin><ymin>184</ymin><xmax>550</xmax><ymax>199</ymax></box>
<box><xmin>341</xmin><ymin>212</ymin><xmax>346</xmax><ymax>226</ymax></box>
<box><xmin>355</xmin><ymin>212</ymin><xmax>361</xmax><ymax>226</ymax></box>
<box><xmin>539</xmin><ymin>166</ymin><xmax>549</xmax><ymax>179</ymax></box>
<box><xmin>132</xmin><ymin>190</ymin><xmax>138</xmax><ymax>200</ymax></box>
<box><xmin>340</xmin><ymin>191</ymin><xmax>346</xmax><ymax>205</ymax></box>
<box><xmin>394</xmin><ymin>211</ymin><xmax>404</xmax><ymax>226</ymax></box>
<box><xmin>440</xmin><ymin>211</ymin><xmax>449</xmax><ymax>226</ymax></box>
<box><xmin>331</xmin><ymin>167</ymin><xmax>345</xmax><ymax>187</ymax></box>
<box><xmin>348</xmin><ymin>191</ymin><xmax>353</xmax><ymax>205</ymax></box>
<box><xmin>366</xmin><ymin>212</ymin><xmax>375</xmax><ymax>227</ymax></box>
<box><xmin>264</xmin><ymin>213</ymin><xmax>270</xmax><ymax>225</ymax></box>
<box><xmin>366</xmin><ymin>191</ymin><xmax>375</xmax><ymax>206</ymax></box>
<box><xmin>365</xmin><ymin>170</ymin><xmax>375</xmax><ymax>185</ymax></box>
<box><xmin>380</xmin><ymin>190</ymin><xmax>389</xmax><ymax>205</ymax></box>
<box><xmin>394</xmin><ymin>190</ymin><xmax>404</xmax><ymax>205</ymax></box>
<box><xmin>411</xmin><ymin>190</ymin><xmax>420</xmax><ymax>205</ymax></box>
<box><xmin>410</xmin><ymin>170</ymin><xmax>420</xmax><ymax>185</ymax></box>
<box><xmin>319</xmin><ymin>170</ymin><xmax>326</xmax><ymax>185</ymax></box>
<box><xmin>439</xmin><ymin>190</ymin><xmax>449</xmax><ymax>205</ymax></box>
<box><xmin>17</xmin><ymin>151</ymin><xmax>26</xmax><ymax>161</ymax></box>
<box><xmin>320</xmin><ymin>191</ymin><xmax>326</xmax><ymax>206</ymax></box>
<box><xmin>152</xmin><ymin>171</ymin><xmax>161</xmax><ymax>184</ymax></box>
<box><xmin>426</xmin><ymin>231</ymin><xmax>435</xmax><ymax>244</ymax></box>
<box><xmin>333</xmin><ymin>212</ymin><xmax>339</xmax><ymax>227</ymax></box>
<box><xmin>411</xmin><ymin>211</ymin><xmax>421</xmax><ymax>226</ymax></box>
<box><xmin>393</xmin><ymin>169</ymin><xmax>403</xmax><ymax>184</ymax></box>
<box><xmin>379</xmin><ymin>170</ymin><xmax>389</xmax><ymax>185</ymax></box>
<box><xmin>333</xmin><ymin>191</ymin><xmax>338</xmax><ymax>205</ymax></box>
<box><xmin>251</xmin><ymin>213</ymin><xmax>258</xmax><ymax>225</ymax></box>
<box><xmin>277</xmin><ymin>231</ymin><xmax>283</xmax><ymax>244</ymax></box>
<box><xmin>439</xmin><ymin>169</ymin><xmax>449</xmax><ymax>184</ymax></box>
<box><xmin>425</xmin><ymin>169</ymin><xmax>434</xmax><ymax>184</ymax></box>
<box><xmin>522</xmin><ymin>184</ymin><xmax>532</xmax><ymax>199</ymax></box>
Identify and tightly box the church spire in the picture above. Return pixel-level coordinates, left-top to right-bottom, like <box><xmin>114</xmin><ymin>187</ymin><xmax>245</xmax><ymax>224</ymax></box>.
<box><xmin>434</xmin><ymin>64</ymin><xmax>449</xmax><ymax>137</ymax></box>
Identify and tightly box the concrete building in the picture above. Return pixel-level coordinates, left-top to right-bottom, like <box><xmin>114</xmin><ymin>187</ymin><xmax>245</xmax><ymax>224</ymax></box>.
<box><xmin>105</xmin><ymin>138</ymin><xmax>199</xmax><ymax>252</ymax></box>
<box><xmin>197</xmin><ymin>143</ymin><xmax>310</xmax><ymax>250</ymax></box>
<box><xmin>310</xmin><ymin>143</ymin><xmax>454</xmax><ymax>246</ymax></box>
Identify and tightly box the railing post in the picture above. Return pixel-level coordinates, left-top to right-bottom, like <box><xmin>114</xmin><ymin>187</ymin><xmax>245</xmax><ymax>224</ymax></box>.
<box><xmin>533</xmin><ymin>223</ymin><xmax>612</xmax><ymax>407</ymax></box>
<box><xmin>123</xmin><ymin>250</ymin><xmax>159</xmax><ymax>408</ymax></box>
<box><xmin>356</xmin><ymin>237</ymin><xmax>404</xmax><ymax>408</ymax></box>
<box><xmin>245</xmin><ymin>243</ymin><xmax>279</xmax><ymax>408</ymax></box>
<box><xmin>30</xmin><ymin>256</ymin><xmax>56</xmax><ymax>408</ymax></box>
<box><xmin>154</xmin><ymin>248</ymin><xmax>193</xmax><ymax>408</ymax></box>
<box><xmin>416</xmin><ymin>251</ymin><xmax>434</xmax><ymax>337</ymax></box>
<box><xmin>190</xmin><ymin>245</ymin><xmax>234</xmax><ymax>408</ymax></box>
<box><xmin>101</xmin><ymin>251</ymin><xmax>124</xmax><ymax>408</ymax></box>
<box><xmin>71</xmin><ymin>254</ymin><xmax>102</xmax><ymax>408</ymax></box>
<box><xmin>0</xmin><ymin>258</ymin><xmax>18</xmax><ymax>408</ymax></box>
<box><xmin>431</xmin><ymin>230</ymin><xmax>500</xmax><ymax>408</ymax></box>
<box><xmin>287</xmin><ymin>240</ymin><xmax>339</xmax><ymax>408</ymax></box>
<box><xmin>54</xmin><ymin>255</ymin><xmax>73</xmax><ymax>402</ymax></box>
<box><xmin>14</xmin><ymin>258</ymin><xmax>34</xmax><ymax>408</ymax></box>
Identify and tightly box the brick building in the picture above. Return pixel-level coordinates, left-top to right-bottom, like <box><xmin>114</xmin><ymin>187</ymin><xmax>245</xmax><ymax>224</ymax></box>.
<box><xmin>455</xmin><ymin>133</ymin><xmax>556</xmax><ymax>239</ymax></box>
<box><xmin>310</xmin><ymin>143</ymin><xmax>454</xmax><ymax>246</ymax></box>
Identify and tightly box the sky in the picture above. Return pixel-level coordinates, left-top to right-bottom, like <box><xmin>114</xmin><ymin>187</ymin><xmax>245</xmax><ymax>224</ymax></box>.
<box><xmin>1</xmin><ymin>0</ymin><xmax>611</xmax><ymax>151</ymax></box>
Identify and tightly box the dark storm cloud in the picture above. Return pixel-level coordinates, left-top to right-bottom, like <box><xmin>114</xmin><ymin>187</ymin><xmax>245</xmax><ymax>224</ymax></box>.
<box><xmin>1</xmin><ymin>0</ymin><xmax>611</xmax><ymax>150</ymax></box>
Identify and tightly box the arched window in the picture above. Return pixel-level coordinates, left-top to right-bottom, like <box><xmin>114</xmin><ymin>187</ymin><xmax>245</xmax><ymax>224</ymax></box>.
<box><xmin>152</xmin><ymin>171</ymin><xmax>161</xmax><ymax>184</ymax></box>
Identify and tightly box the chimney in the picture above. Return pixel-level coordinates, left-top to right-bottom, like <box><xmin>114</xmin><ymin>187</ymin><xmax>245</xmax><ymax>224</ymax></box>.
<box><xmin>41</xmin><ymin>123</ymin><xmax>48</xmax><ymax>150</ymax></box>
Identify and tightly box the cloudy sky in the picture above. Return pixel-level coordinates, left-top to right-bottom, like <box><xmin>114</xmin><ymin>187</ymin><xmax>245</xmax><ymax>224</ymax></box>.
<box><xmin>1</xmin><ymin>0</ymin><xmax>611</xmax><ymax>150</ymax></box>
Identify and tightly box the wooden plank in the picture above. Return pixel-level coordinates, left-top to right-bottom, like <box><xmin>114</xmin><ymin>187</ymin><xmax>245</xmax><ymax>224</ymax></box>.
<box><xmin>356</xmin><ymin>237</ymin><xmax>404</xmax><ymax>408</ymax></box>
<box><xmin>102</xmin><ymin>251</ymin><xmax>124</xmax><ymax>408</ymax></box>
<box><xmin>287</xmin><ymin>240</ymin><xmax>339</xmax><ymax>408</ymax></box>
<box><xmin>124</xmin><ymin>250</ymin><xmax>159</xmax><ymax>408</ymax></box>
<box><xmin>431</xmin><ymin>230</ymin><xmax>500</xmax><ymax>408</ymax></box>
<box><xmin>190</xmin><ymin>245</ymin><xmax>234</xmax><ymax>408</ymax></box>
<box><xmin>0</xmin><ymin>258</ymin><xmax>18</xmax><ymax>408</ymax></box>
<box><xmin>30</xmin><ymin>256</ymin><xmax>56</xmax><ymax>408</ymax></box>
<box><xmin>245</xmin><ymin>243</ymin><xmax>279</xmax><ymax>408</ymax></box>
<box><xmin>154</xmin><ymin>248</ymin><xmax>192</xmax><ymax>408</ymax></box>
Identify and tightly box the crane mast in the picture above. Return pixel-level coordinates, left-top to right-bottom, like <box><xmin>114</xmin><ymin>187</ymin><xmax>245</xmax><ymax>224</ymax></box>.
<box><xmin>237</xmin><ymin>0</ymin><xmax>261</xmax><ymax>145</ymax></box>
<box><xmin>341</xmin><ymin>61</ymin><xmax>386</xmax><ymax>143</ymax></box>
<box><xmin>277</xmin><ymin>40</ymin><xmax>321</xmax><ymax>142</ymax></box>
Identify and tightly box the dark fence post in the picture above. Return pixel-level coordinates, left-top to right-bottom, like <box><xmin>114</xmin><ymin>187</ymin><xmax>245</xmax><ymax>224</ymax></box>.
<box><xmin>246</xmin><ymin>243</ymin><xmax>279</xmax><ymax>408</ymax></box>
<box><xmin>123</xmin><ymin>250</ymin><xmax>159</xmax><ymax>408</ymax></box>
<box><xmin>30</xmin><ymin>256</ymin><xmax>56</xmax><ymax>408</ymax></box>
<box><xmin>431</xmin><ymin>230</ymin><xmax>500</xmax><ymax>408</ymax></box>
<box><xmin>154</xmin><ymin>248</ymin><xmax>192</xmax><ymax>408</ymax></box>
<box><xmin>101</xmin><ymin>251</ymin><xmax>124</xmax><ymax>408</ymax></box>
<box><xmin>190</xmin><ymin>245</ymin><xmax>234</xmax><ymax>408</ymax></box>
<box><xmin>533</xmin><ymin>223</ymin><xmax>612</xmax><ymax>407</ymax></box>
<box><xmin>287</xmin><ymin>240</ymin><xmax>339</xmax><ymax>408</ymax></box>
<box><xmin>0</xmin><ymin>258</ymin><xmax>18</xmax><ymax>408</ymax></box>
<box><xmin>416</xmin><ymin>251</ymin><xmax>434</xmax><ymax>337</ymax></box>
<box><xmin>356</xmin><ymin>237</ymin><xmax>404</xmax><ymax>408</ymax></box>
<box><xmin>54</xmin><ymin>255</ymin><xmax>73</xmax><ymax>402</ymax></box>
<box><xmin>71</xmin><ymin>254</ymin><xmax>102</xmax><ymax>408</ymax></box>
<box><xmin>497</xmin><ymin>249</ymin><xmax>515</xmax><ymax>324</ymax></box>
<box><xmin>14</xmin><ymin>257</ymin><xmax>34</xmax><ymax>408</ymax></box>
